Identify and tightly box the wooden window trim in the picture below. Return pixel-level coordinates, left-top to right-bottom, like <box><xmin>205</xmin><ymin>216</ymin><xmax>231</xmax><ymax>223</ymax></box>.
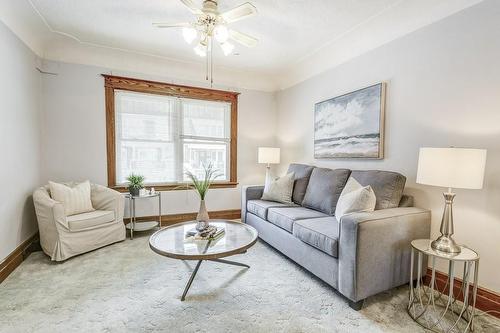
<box><xmin>103</xmin><ymin>74</ymin><xmax>239</xmax><ymax>192</ymax></box>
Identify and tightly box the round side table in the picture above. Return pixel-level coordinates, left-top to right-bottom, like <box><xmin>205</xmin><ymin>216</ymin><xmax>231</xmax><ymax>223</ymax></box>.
<box><xmin>125</xmin><ymin>193</ymin><xmax>161</xmax><ymax>240</ymax></box>
<box><xmin>408</xmin><ymin>239</ymin><xmax>479</xmax><ymax>333</ymax></box>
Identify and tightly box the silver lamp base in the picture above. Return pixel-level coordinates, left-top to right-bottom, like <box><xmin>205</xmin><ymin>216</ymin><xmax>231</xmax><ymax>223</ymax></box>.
<box><xmin>431</xmin><ymin>191</ymin><xmax>461</xmax><ymax>254</ymax></box>
<box><xmin>431</xmin><ymin>235</ymin><xmax>461</xmax><ymax>253</ymax></box>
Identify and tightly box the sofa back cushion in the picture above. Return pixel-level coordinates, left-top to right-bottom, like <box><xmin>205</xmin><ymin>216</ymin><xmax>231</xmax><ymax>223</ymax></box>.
<box><xmin>287</xmin><ymin>163</ymin><xmax>315</xmax><ymax>205</ymax></box>
<box><xmin>302</xmin><ymin>168</ymin><xmax>351</xmax><ymax>215</ymax></box>
<box><xmin>350</xmin><ymin>170</ymin><xmax>406</xmax><ymax>210</ymax></box>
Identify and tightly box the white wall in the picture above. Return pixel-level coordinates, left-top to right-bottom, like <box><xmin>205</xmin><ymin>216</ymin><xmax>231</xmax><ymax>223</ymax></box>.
<box><xmin>0</xmin><ymin>21</ymin><xmax>41</xmax><ymax>260</ymax></box>
<box><xmin>275</xmin><ymin>0</ymin><xmax>500</xmax><ymax>293</ymax></box>
<box><xmin>40</xmin><ymin>61</ymin><xmax>276</xmax><ymax>217</ymax></box>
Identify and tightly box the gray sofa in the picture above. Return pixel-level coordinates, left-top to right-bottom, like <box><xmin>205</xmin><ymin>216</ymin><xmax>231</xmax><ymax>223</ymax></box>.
<box><xmin>241</xmin><ymin>164</ymin><xmax>431</xmax><ymax>310</ymax></box>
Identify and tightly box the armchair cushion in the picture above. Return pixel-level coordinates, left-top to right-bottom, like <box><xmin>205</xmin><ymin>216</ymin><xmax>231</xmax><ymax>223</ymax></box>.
<box><xmin>67</xmin><ymin>210</ymin><xmax>115</xmax><ymax>231</ymax></box>
<box><xmin>49</xmin><ymin>180</ymin><xmax>94</xmax><ymax>216</ymax></box>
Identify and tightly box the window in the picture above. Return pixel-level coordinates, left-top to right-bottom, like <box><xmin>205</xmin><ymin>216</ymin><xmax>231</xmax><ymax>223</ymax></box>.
<box><xmin>104</xmin><ymin>75</ymin><xmax>238</xmax><ymax>191</ymax></box>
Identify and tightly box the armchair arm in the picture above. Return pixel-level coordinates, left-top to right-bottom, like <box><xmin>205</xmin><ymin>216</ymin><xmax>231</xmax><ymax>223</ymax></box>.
<box><xmin>338</xmin><ymin>207</ymin><xmax>431</xmax><ymax>302</ymax></box>
<box><xmin>33</xmin><ymin>188</ymin><xmax>68</xmax><ymax>229</ymax></box>
<box><xmin>90</xmin><ymin>184</ymin><xmax>124</xmax><ymax>222</ymax></box>
<box><xmin>33</xmin><ymin>187</ymin><xmax>68</xmax><ymax>257</ymax></box>
<box><xmin>241</xmin><ymin>185</ymin><xmax>264</xmax><ymax>223</ymax></box>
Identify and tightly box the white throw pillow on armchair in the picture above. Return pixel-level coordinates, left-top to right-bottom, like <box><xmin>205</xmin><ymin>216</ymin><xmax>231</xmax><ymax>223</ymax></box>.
<box><xmin>335</xmin><ymin>177</ymin><xmax>376</xmax><ymax>220</ymax></box>
<box><xmin>49</xmin><ymin>180</ymin><xmax>95</xmax><ymax>216</ymax></box>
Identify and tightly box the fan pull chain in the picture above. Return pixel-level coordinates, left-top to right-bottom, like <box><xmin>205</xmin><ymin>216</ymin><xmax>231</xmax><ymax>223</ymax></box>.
<box><xmin>205</xmin><ymin>42</ymin><xmax>209</xmax><ymax>81</ymax></box>
<box><xmin>210</xmin><ymin>37</ymin><xmax>214</xmax><ymax>87</ymax></box>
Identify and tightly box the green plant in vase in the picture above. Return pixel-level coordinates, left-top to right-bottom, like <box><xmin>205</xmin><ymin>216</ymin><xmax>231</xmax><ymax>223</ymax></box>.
<box><xmin>185</xmin><ymin>163</ymin><xmax>221</xmax><ymax>231</ymax></box>
<box><xmin>126</xmin><ymin>173</ymin><xmax>145</xmax><ymax>197</ymax></box>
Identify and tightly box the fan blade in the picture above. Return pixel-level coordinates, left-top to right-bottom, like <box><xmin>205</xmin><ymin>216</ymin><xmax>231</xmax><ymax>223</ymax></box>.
<box><xmin>152</xmin><ymin>22</ymin><xmax>191</xmax><ymax>28</ymax></box>
<box><xmin>221</xmin><ymin>3</ymin><xmax>257</xmax><ymax>23</ymax></box>
<box><xmin>229</xmin><ymin>29</ymin><xmax>258</xmax><ymax>47</ymax></box>
<box><xmin>179</xmin><ymin>0</ymin><xmax>203</xmax><ymax>14</ymax></box>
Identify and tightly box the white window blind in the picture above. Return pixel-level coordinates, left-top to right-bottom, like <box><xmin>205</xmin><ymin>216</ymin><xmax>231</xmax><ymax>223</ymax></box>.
<box><xmin>115</xmin><ymin>90</ymin><xmax>231</xmax><ymax>185</ymax></box>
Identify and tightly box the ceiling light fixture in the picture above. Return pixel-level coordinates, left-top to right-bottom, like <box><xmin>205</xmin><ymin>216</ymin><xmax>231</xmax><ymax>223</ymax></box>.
<box><xmin>153</xmin><ymin>0</ymin><xmax>258</xmax><ymax>86</ymax></box>
<box><xmin>220</xmin><ymin>41</ymin><xmax>234</xmax><ymax>56</ymax></box>
<box><xmin>214</xmin><ymin>25</ymin><xmax>229</xmax><ymax>43</ymax></box>
<box><xmin>194</xmin><ymin>42</ymin><xmax>207</xmax><ymax>57</ymax></box>
<box><xmin>182</xmin><ymin>26</ymin><xmax>198</xmax><ymax>44</ymax></box>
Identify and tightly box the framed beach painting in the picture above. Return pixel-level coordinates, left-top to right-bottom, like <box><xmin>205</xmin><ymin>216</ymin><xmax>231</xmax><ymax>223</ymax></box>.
<box><xmin>314</xmin><ymin>83</ymin><xmax>386</xmax><ymax>159</ymax></box>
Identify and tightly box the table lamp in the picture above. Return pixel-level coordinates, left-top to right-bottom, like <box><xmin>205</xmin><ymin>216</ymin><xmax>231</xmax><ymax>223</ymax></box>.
<box><xmin>258</xmin><ymin>147</ymin><xmax>280</xmax><ymax>189</ymax></box>
<box><xmin>416</xmin><ymin>147</ymin><xmax>487</xmax><ymax>254</ymax></box>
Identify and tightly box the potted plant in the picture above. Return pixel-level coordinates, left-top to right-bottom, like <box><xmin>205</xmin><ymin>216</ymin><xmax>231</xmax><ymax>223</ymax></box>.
<box><xmin>185</xmin><ymin>163</ymin><xmax>221</xmax><ymax>231</ymax></box>
<box><xmin>126</xmin><ymin>173</ymin><xmax>145</xmax><ymax>196</ymax></box>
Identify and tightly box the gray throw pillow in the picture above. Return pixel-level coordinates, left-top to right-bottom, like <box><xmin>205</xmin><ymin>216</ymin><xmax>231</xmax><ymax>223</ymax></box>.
<box><xmin>287</xmin><ymin>164</ymin><xmax>315</xmax><ymax>205</ymax></box>
<box><xmin>261</xmin><ymin>172</ymin><xmax>295</xmax><ymax>204</ymax></box>
<box><xmin>302</xmin><ymin>168</ymin><xmax>351</xmax><ymax>215</ymax></box>
<box><xmin>350</xmin><ymin>170</ymin><xmax>406</xmax><ymax>209</ymax></box>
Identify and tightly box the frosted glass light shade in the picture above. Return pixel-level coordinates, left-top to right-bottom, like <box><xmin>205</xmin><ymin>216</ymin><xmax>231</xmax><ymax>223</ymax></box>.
<box><xmin>182</xmin><ymin>27</ymin><xmax>197</xmax><ymax>44</ymax></box>
<box><xmin>220</xmin><ymin>42</ymin><xmax>234</xmax><ymax>56</ymax></box>
<box><xmin>417</xmin><ymin>147</ymin><xmax>487</xmax><ymax>189</ymax></box>
<box><xmin>214</xmin><ymin>25</ymin><xmax>229</xmax><ymax>43</ymax></box>
<box><xmin>193</xmin><ymin>43</ymin><xmax>207</xmax><ymax>57</ymax></box>
<box><xmin>258</xmin><ymin>147</ymin><xmax>280</xmax><ymax>164</ymax></box>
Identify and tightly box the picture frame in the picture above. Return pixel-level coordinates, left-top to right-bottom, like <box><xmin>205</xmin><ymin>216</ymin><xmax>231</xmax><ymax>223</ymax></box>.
<box><xmin>314</xmin><ymin>82</ymin><xmax>386</xmax><ymax>159</ymax></box>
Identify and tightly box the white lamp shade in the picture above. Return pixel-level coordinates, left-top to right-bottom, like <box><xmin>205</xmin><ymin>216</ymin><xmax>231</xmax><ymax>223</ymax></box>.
<box><xmin>416</xmin><ymin>147</ymin><xmax>487</xmax><ymax>189</ymax></box>
<box><xmin>258</xmin><ymin>147</ymin><xmax>280</xmax><ymax>164</ymax></box>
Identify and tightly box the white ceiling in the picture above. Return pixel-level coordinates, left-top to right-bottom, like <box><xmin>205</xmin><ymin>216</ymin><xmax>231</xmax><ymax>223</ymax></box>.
<box><xmin>30</xmin><ymin>0</ymin><xmax>402</xmax><ymax>72</ymax></box>
<box><xmin>0</xmin><ymin>0</ymin><xmax>484</xmax><ymax>91</ymax></box>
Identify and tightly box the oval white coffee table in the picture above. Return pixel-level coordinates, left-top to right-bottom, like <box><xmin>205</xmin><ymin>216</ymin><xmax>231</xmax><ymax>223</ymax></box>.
<box><xmin>149</xmin><ymin>220</ymin><xmax>258</xmax><ymax>301</ymax></box>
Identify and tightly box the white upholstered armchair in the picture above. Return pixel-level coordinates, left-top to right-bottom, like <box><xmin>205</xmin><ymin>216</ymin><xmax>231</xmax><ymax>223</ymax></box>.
<box><xmin>33</xmin><ymin>183</ymin><xmax>125</xmax><ymax>261</ymax></box>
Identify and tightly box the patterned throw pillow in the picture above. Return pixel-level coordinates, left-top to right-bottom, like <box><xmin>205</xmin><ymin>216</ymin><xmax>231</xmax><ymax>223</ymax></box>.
<box><xmin>335</xmin><ymin>177</ymin><xmax>376</xmax><ymax>220</ymax></box>
<box><xmin>49</xmin><ymin>180</ymin><xmax>95</xmax><ymax>216</ymax></box>
<box><xmin>261</xmin><ymin>172</ymin><xmax>295</xmax><ymax>204</ymax></box>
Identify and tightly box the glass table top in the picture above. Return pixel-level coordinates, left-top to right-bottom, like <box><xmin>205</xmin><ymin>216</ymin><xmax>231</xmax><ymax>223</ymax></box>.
<box><xmin>149</xmin><ymin>220</ymin><xmax>258</xmax><ymax>260</ymax></box>
<box><xmin>411</xmin><ymin>239</ymin><xmax>479</xmax><ymax>261</ymax></box>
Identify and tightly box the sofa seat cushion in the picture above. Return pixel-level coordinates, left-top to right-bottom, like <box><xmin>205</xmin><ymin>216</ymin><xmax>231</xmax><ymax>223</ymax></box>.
<box><xmin>267</xmin><ymin>207</ymin><xmax>327</xmax><ymax>233</ymax></box>
<box><xmin>247</xmin><ymin>200</ymin><xmax>293</xmax><ymax>220</ymax></box>
<box><xmin>67</xmin><ymin>210</ymin><xmax>115</xmax><ymax>231</ymax></box>
<box><xmin>293</xmin><ymin>217</ymin><xmax>340</xmax><ymax>258</ymax></box>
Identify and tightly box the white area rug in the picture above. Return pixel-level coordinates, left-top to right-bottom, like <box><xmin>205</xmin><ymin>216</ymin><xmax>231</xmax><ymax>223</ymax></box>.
<box><xmin>1</xmin><ymin>234</ymin><xmax>498</xmax><ymax>332</ymax></box>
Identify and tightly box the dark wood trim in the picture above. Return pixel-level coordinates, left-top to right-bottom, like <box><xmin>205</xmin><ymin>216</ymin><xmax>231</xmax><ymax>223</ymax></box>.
<box><xmin>102</xmin><ymin>75</ymin><xmax>239</xmax><ymax>102</ymax></box>
<box><xmin>230</xmin><ymin>95</ymin><xmax>238</xmax><ymax>182</ymax></box>
<box><xmin>105</xmin><ymin>86</ymin><xmax>116</xmax><ymax>187</ymax></box>
<box><xmin>424</xmin><ymin>268</ymin><xmax>500</xmax><ymax>318</ymax></box>
<box><xmin>112</xmin><ymin>182</ymin><xmax>238</xmax><ymax>193</ymax></box>
<box><xmin>0</xmin><ymin>233</ymin><xmax>39</xmax><ymax>284</ymax></box>
<box><xmin>102</xmin><ymin>74</ymin><xmax>239</xmax><ymax>189</ymax></box>
<box><xmin>124</xmin><ymin>209</ymin><xmax>241</xmax><ymax>226</ymax></box>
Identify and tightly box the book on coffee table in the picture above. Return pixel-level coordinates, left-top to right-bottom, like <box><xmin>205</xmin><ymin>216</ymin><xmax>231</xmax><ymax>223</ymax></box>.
<box><xmin>185</xmin><ymin>226</ymin><xmax>225</xmax><ymax>240</ymax></box>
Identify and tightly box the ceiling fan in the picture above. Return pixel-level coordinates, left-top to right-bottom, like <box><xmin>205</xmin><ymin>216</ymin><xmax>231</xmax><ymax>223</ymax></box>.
<box><xmin>153</xmin><ymin>0</ymin><xmax>258</xmax><ymax>58</ymax></box>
